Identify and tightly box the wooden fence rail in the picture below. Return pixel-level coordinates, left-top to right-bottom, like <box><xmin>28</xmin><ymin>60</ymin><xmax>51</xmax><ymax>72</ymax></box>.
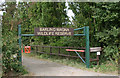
<box><xmin>30</xmin><ymin>45</ymin><xmax>101</xmax><ymax>65</ymax></box>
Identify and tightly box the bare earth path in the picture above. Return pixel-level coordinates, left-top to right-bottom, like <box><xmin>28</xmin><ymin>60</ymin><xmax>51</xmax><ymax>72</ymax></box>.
<box><xmin>22</xmin><ymin>55</ymin><xmax>117</xmax><ymax>76</ymax></box>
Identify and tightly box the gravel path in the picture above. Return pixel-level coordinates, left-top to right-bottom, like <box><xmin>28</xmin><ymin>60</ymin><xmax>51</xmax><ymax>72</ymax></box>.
<box><xmin>22</xmin><ymin>55</ymin><xmax>117</xmax><ymax>76</ymax></box>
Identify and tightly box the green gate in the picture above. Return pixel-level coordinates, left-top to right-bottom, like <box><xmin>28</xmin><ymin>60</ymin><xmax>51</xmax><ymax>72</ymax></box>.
<box><xmin>18</xmin><ymin>25</ymin><xmax>90</xmax><ymax>68</ymax></box>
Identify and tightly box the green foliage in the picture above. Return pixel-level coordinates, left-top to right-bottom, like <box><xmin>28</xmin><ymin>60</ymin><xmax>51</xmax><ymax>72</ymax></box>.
<box><xmin>17</xmin><ymin>2</ymin><xmax>120</xmax><ymax>66</ymax></box>
<box><xmin>95</xmin><ymin>27</ymin><xmax>119</xmax><ymax>64</ymax></box>
<box><xmin>69</xmin><ymin>2</ymin><xmax>120</xmax><ymax>64</ymax></box>
<box><xmin>0</xmin><ymin>25</ymin><xmax>2</xmax><ymax>49</ymax></box>
<box><xmin>2</xmin><ymin>2</ymin><xmax>27</xmax><ymax>76</ymax></box>
<box><xmin>18</xmin><ymin>2</ymin><xmax>69</xmax><ymax>46</ymax></box>
<box><xmin>39</xmin><ymin>54</ymin><xmax>50</xmax><ymax>59</ymax></box>
<box><xmin>93</xmin><ymin>61</ymin><xmax>118</xmax><ymax>74</ymax></box>
<box><xmin>50</xmin><ymin>36</ymin><xmax>86</xmax><ymax>47</ymax></box>
<box><xmin>2</xmin><ymin>2</ymin><xmax>119</xmax><ymax>75</ymax></box>
<box><xmin>2</xmin><ymin>31</ymin><xmax>27</xmax><ymax>75</ymax></box>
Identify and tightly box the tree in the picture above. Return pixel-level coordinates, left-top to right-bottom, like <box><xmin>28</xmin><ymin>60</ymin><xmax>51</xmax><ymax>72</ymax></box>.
<box><xmin>2</xmin><ymin>2</ymin><xmax>26</xmax><ymax>75</ymax></box>
<box><xmin>69</xmin><ymin>2</ymin><xmax>120</xmax><ymax>64</ymax></box>
<box><xmin>17</xmin><ymin>2</ymin><xmax>69</xmax><ymax>46</ymax></box>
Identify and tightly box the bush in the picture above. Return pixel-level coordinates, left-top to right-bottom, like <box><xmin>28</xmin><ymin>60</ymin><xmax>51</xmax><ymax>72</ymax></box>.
<box><xmin>95</xmin><ymin>27</ymin><xmax>120</xmax><ymax>64</ymax></box>
<box><xmin>2</xmin><ymin>31</ymin><xmax>27</xmax><ymax>76</ymax></box>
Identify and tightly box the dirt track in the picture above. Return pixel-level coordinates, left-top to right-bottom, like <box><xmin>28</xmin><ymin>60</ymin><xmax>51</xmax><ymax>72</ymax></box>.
<box><xmin>22</xmin><ymin>55</ymin><xmax>117</xmax><ymax>76</ymax></box>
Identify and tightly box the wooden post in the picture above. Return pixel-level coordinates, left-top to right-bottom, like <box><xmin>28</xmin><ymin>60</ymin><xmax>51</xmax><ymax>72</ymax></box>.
<box><xmin>97</xmin><ymin>55</ymin><xmax>99</xmax><ymax>65</ymax></box>
<box><xmin>58</xmin><ymin>48</ymin><xmax>60</xmax><ymax>55</ymax></box>
<box><xmin>50</xmin><ymin>47</ymin><xmax>52</xmax><ymax>54</ymax></box>
<box><xmin>42</xmin><ymin>46</ymin><xmax>44</xmax><ymax>52</ymax></box>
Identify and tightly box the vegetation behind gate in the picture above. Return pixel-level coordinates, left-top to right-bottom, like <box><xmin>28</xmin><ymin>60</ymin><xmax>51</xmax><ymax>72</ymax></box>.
<box><xmin>1</xmin><ymin>2</ymin><xmax>120</xmax><ymax>75</ymax></box>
